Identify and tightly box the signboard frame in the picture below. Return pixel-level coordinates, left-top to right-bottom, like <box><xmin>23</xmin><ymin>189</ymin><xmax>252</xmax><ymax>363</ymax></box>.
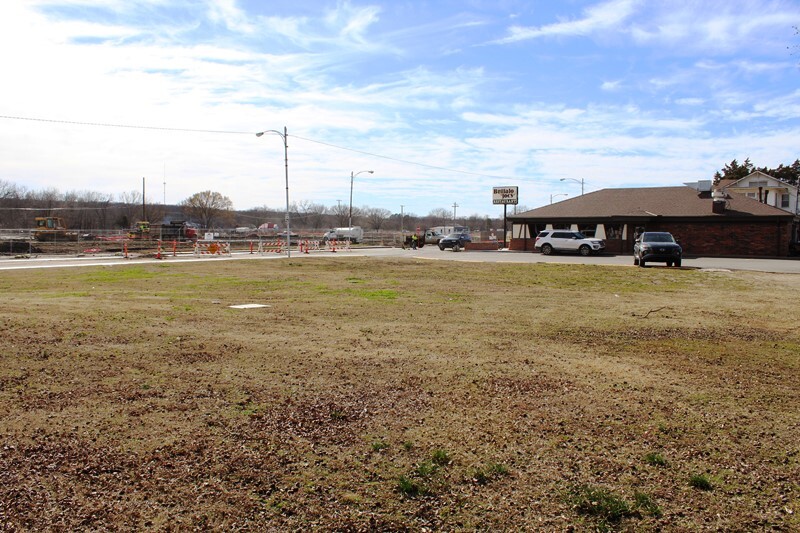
<box><xmin>493</xmin><ymin>186</ymin><xmax>519</xmax><ymax>205</ymax></box>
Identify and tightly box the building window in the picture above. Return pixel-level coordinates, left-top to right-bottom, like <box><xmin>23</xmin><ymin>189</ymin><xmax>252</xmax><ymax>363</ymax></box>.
<box><xmin>782</xmin><ymin>193</ymin><xmax>790</xmax><ymax>208</ymax></box>
<box><xmin>749</xmin><ymin>180</ymin><xmax>768</xmax><ymax>188</ymax></box>
<box><xmin>746</xmin><ymin>192</ymin><xmax>756</xmax><ymax>199</ymax></box>
<box><xmin>605</xmin><ymin>224</ymin><xmax>623</xmax><ymax>240</ymax></box>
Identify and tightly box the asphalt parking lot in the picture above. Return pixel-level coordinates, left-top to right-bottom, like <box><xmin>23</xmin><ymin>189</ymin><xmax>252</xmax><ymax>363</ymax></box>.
<box><xmin>2</xmin><ymin>245</ymin><xmax>799</xmax><ymax>273</ymax></box>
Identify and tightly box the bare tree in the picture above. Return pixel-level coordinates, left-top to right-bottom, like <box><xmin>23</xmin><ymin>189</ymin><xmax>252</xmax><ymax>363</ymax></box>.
<box><xmin>427</xmin><ymin>207</ymin><xmax>451</xmax><ymax>227</ymax></box>
<box><xmin>0</xmin><ymin>179</ymin><xmax>26</xmax><ymax>228</ymax></box>
<box><xmin>363</xmin><ymin>207</ymin><xmax>392</xmax><ymax>231</ymax></box>
<box><xmin>297</xmin><ymin>201</ymin><xmax>328</xmax><ymax>230</ymax></box>
<box><xmin>330</xmin><ymin>202</ymin><xmax>349</xmax><ymax>227</ymax></box>
<box><xmin>117</xmin><ymin>190</ymin><xmax>144</xmax><ymax>229</ymax></box>
<box><xmin>181</xmin><ymin>190</ymin><xmax>234</xmax><ymax>229</ymax></box>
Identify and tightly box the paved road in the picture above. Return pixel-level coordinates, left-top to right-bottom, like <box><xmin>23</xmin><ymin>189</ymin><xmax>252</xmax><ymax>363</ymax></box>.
<box><xmin>1</xmin><ymin>246</ymin><xmax>799</xmax><ymax>273</ymax></box>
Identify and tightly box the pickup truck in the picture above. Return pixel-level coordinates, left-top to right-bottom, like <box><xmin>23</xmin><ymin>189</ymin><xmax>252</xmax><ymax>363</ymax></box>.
<box><xmin>404</xmin><ymin>229</ymin><xmax>445</xmax><ymax>248</ymax></box>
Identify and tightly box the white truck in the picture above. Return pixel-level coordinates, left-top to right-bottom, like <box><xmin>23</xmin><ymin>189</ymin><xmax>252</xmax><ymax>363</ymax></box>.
<box><xmin>322</xmin><ymin>226</ymin><xmax>364</xmax><ymax>243</ymax></box>
<box><xmin>403</xmin><ymin>229</ymin><xmax>445</xmax><ymax>248</ymax></box>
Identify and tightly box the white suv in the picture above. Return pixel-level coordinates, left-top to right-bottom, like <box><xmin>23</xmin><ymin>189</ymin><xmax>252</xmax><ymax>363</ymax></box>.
<box><xmin>534</xmin><ymin>230</ymin><xmax>605</xmax><ymax>256</ymax></box>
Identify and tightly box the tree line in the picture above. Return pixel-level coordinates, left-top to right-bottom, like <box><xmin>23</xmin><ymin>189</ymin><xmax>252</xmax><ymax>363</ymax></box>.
<box><xmin>0</xmin><ymin>180</ymin><xmax>500</xmax><ymax>233</ymax></box>
<box><xmin>713</xmin><ymin>158</ymin><xmax>800</xmax><ymax>185</ymax></box>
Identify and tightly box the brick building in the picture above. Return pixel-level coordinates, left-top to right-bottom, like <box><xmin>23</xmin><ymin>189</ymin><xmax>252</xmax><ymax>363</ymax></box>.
<box><xmin>508</xmin><ymin>185</ymin><xmax>797</xmax><ymax>257</ymax></box>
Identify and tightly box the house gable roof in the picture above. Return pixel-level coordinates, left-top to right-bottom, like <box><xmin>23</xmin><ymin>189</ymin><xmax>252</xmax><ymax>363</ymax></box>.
<box><xmin>724</xmin><ymin>170</ymin><xmax>797</xmax><ymax>191</ymax></box>
<box><xmin>509</xmin><ymin>186</ymin><xmax>793</xmax><ymax>221</ymax></box>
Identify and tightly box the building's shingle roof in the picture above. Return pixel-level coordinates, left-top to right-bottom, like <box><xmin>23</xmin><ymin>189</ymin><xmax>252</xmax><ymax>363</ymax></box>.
<box><xmin>510</xmin><ymin>186</ymin><xmax>793</xmax><ymax>220</ymax></box>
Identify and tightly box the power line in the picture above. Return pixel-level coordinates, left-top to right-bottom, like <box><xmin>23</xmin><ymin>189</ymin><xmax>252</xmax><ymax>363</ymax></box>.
<box><xmin>0</xmin><ymin>206</ymin><xmax>112</xmax><ymax>211</ymax></box>
<box><xmin>0</xmin><ymin>113</ymin><xmax>540</xmax><ymax>182</ymax></box>
<box><xmin>289</xmin><ymin>134</ymin><xmax>535</xmax><ymax>182</ymax></box>
<box><xmin>0</xmin><ymin>114</ymin><xmax>249</xmax><ymax>135</ymax></box>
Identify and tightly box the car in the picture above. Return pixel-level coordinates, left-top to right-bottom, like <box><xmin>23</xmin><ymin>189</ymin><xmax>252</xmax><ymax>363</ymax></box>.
<box><xmin>633</xmin><ymin>232</ymin><xmax>682</xmax><ymax>267</ymax></box>
<box><xmin>438</xmin><ymin>233</ymin><xmax>471</xmax><ymax>251</ymax></box>
<box><xmin>534</xmin><ymin>230</ymin><xmax>605</xmax><ymax>256</ymax></box>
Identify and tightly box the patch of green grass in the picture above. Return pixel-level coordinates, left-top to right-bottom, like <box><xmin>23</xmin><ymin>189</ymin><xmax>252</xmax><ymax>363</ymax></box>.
<box><xmin>644</xmin><ymin>452</ymin><xmax>668</xmax><ymax>467</ymax></box>
<box><xmin>42</xmin><ymin>291</ymin><xmax>92</xmax><ymax>298</ymax></box>
<box><xmin>570</xmin><ymin>485</ymin><xmax>634</xmax><ymax>524</ymax></box>
<box><xmin>397</xmin><ymin>475</ymin><xmax>427</xmax><ymax>497</ymax></box>
<box><xmin>402</xmin><ymin>441</ymin><xmax>413</xmax><ymax>451</ymax></box>
<box><xmin>633</xmin><ymin>491</ymin><xmax>662</xmax><ymax>518</ymax></box>
<box><xmin>81</xmin><ymin>266</ymin><xmax>160</xmax><ymax>283</ymax></box>
<box><xmin>398</xmin><ymin>452</ymin><xmax>454</xmax><ymax>498</ymax></box>
<box><xmin>470</xmin><ymin>463</ymin><xmax>511</xmax><ymax>485</ymax></box>
<box><xmin>414</xmin><ymin>460</ymin><xmax>438</xmax><ymax>478</ymax></box>
<box><xmin>348</xmin><ymin>288</ymin><xmax>398</xmax><ymax>301</ymax></box>
<box><xmin>371</xmin><ymin>440</ymin><xmax>389</xmax><ymax>452</ymax></box>
<box><xmin>432</xmin><ymin>449</ymin><xmax>450</xmax><ymax>466</ymax></box>
<box><xmin>689</xmin><ymin>473</ymin><xmax>714</xmax><ymax>491</ymax></box>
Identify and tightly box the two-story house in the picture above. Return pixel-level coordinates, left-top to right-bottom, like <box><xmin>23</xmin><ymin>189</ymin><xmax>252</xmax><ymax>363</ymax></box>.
<box><xmin>718</xmin><ymin>170</ymin><xmax>799</xmax><ymax>215</ymax></box>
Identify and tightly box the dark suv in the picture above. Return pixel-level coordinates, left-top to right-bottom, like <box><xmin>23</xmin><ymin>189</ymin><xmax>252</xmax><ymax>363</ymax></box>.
<box><xmin>438</xmin><ymin>233</ymin><xmax>471</xmax><ymax>251</ymax></box>
<box><xmin>633</xmin><ymin>232</ymin><xmax>682</xmax><ymax>267</ymax></box>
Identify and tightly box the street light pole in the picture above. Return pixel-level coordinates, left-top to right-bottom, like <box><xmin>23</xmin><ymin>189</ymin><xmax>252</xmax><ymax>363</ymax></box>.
<box><xmin>349</xmin><ymin>170</ymin><xmax>374</xmax><ymax>231</ymax></box>
<box><xmin>256</xmin><ymin>126</ymin><xmax>291</xmax><ymax>258</ymax></box>
<box><xmin>550</xmin><ymin>193</ymin><xmax>569</xmax><ymax>204</ymax></box>
<box><xmin>560</xmin><ymin>177</ymin><xmax>585</xmax><ymax>195</ymax></box>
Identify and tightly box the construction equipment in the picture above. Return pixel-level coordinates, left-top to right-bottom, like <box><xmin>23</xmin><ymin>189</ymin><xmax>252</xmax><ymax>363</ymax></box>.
<box><xmin>33</xmin><ymin>217</ymin><xmax>79</xmax><ymax>242</ymax></box>
<box><xmin>128</xmin><ymin>221</ymin><xmax>198</xmax><ymax>241</ymax></box>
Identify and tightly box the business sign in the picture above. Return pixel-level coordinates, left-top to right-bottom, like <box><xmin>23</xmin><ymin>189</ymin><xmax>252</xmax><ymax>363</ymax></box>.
<box><xmin>493</xmin><ymin>186</ymin><xmax>518</xmax><ymax>205</ymax></box>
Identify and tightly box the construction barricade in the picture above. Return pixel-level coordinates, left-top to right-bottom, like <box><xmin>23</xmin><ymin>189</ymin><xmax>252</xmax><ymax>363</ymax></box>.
<box><xmin>325</xmin><ymin>239</ymin><xmax>351</xmax><ymax>253</ymax></box>
<box><xmin>256</xmin><ymin>240</ymin><xmax>285</xmax><ymax>254</ymax></box>
<box><xmin>193</xmin><ymin>241</ymin><xmax>232</xmax><ymax>256</ymax></box>
<box><xmin>296</xmin><ymin>240</ymin><xmax>322</xmax><ymax>254</ymax></box>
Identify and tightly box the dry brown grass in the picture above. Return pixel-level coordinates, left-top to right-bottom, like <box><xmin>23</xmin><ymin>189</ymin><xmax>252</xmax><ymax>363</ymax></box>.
<box><xmin>1</xmin><ymin>258</ymin><xmax>798</xmax><ymax>531</ymax></box>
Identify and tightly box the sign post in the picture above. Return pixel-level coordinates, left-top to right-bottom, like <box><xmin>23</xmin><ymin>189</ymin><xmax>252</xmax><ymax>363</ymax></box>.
<box><xmin>493</xmin><ymin>186</ymin><xmax>519</xmax><ymax>249</ymax></box>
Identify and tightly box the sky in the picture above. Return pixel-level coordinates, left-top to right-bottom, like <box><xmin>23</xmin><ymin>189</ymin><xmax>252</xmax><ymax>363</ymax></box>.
<box><xmin>1</xmin><ymin>0</ymin><xmax>799</xmax><ymax>219</ymax></box>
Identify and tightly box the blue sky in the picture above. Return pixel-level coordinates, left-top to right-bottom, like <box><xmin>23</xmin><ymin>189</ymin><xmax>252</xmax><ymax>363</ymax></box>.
<box><xmin>1</xmin><ymin>0</ymin><xmax>799</xmax><ymax>218</ymax></box>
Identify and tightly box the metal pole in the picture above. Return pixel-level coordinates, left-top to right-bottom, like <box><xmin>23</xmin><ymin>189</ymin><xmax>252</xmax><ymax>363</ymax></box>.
<box><xmin>255</xmin><ymin>127</ymin><xmax>291</xmax><ymax>258</ymax></box>
<box><xmin>283</xmin><ymin>126</ymin><xmax>290</xmax><ymax>258</ymax></box>
<box><xmin>503</xmin><ymin>204</ymin><xmax>507</xmax><ymax>249</ymax></box>
<box><xmin>349</xmin><ymin>171</ymin><xmax>354</xmax><ymax>231</ymax></box>
<box><xmin>348</xmin><ymin>170</ymin><xmax>373</xmax><ymax>232</ymax></box>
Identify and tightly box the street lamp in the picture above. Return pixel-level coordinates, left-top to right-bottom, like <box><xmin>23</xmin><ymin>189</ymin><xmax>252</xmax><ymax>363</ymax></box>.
<box><xmin>550</xmin><ymin>193</ymin><xmax>569</xmax><ymax>204</ymax></box>
<box><xmin>256</xmin><ymin>127</ymin><xmax>291</xmax><ymax>257</ymax></box>
<box><xmin>560</xmin><ymin>177</ymin><xmax>585</xmax><ymax>195</ymax></box>
<box><xmin>349</xmin><ymin>170</ymin><xmax>374</xmax><ymax>230</ymax></box>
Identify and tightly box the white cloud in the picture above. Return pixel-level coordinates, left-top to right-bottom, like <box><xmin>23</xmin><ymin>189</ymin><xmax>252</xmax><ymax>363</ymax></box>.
<box><xmin>494</xmin><ymin>0</ymin><xmax>639</xmax><ymax>43</ymax></box>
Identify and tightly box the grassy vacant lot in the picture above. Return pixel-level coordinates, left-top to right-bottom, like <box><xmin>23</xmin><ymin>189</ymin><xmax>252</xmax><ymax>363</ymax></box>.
<box><xmin>1</xmin><ymin>257</ymin><xmax>798</xmax><ymax>531</ymax></box>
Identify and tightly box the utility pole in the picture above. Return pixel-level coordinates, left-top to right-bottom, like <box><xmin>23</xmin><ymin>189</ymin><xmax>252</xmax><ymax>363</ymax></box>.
<box><xmin>400</xmin><ymin>205</ymin><xmax>404</xmax><ymax>233</ymax></box>
<box><xmin>452</xmin><ymin>202</ymin><xmax>459</xmax><ymax>223</ymax></box>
